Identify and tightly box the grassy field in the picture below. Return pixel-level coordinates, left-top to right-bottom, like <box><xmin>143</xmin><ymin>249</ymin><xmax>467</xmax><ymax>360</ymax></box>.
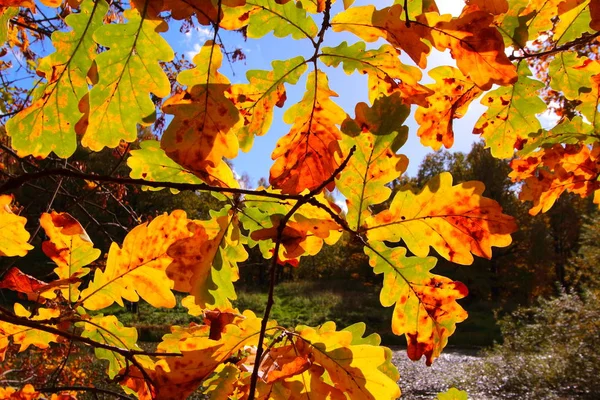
<box><xmin>100</xmin><ymin>280</ymin><xmax>499</xmax><ymax>347</ymax></box>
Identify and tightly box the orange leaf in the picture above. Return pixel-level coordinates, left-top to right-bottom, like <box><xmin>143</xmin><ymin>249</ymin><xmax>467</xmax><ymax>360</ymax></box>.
<box><xmin>269</xmin><ymin>70</ymin><xmax>345</xmax><ymax>194</ymax></box>
<box><xmin>425</xmin><ymin>6</ymin><xmax>517</xmax><ymax>89</ymax></box>
<box><xmin>415</xmin><ymin>66</ymin><xmax>482</xmax><ymax>150</ymax></box>
<box><xmin>510</xmin><ymin>144</ymin><xmax>600</xmax><ymax>215</ymax></box>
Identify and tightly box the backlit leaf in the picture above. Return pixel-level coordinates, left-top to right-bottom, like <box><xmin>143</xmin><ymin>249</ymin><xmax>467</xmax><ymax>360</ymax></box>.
<box><xmin>0</xmin><ymin>195</ymin><xmax>33</xmax><ymax>257</ymax></box>
<box><xmin>415</xmin><ymin>66</ymin><xmax>482</xmax><ymax>150</ymax></box>
<box><xmin>320</xmin><ymin>41</ymin><xmax>432</xmax><ymax>106</ymax></box>
<box><xmin>160</xmin><ymin>40</ymin><xmax>242</xmax><ymax>188</ymax></box>
<box><xmin>549</xmin><ymin>51</ymin><xmax>600</xmax><ymax>100</ymax></box>
<box><xmin>366</xmin><ymin>172</ymin><xmax>517</xmax><ymax>265</ymax></box>
<box><xmin>246</xmin><ymin>0</ymin><xmax>318</xmax><ymax>39</ymax></box>
<box><xmin>270</xmin><ymin>70</ymin><xmax>345</xmax><ymax>194</ymax></box>
<box><xmin>337</xmin><ymin>94</ymin><xmax>410</xmax><ymax>230</ymax></box>
<box><xmin>82</xmin><ymin>3</ymin><xmax>173</xmax><ymax>151</ymax></box>
<box><xmin>510</xmin><ymin>143</ymin><xmax>600</xmax><ymax>215</ymax></box>
<box><xmin>473</xmin><ymin>62</ymin><xmax>546</xmax><ymax>158</ymax></box>
<box><xmin>166</xmin><ymin>207</ymin><xmax>247</xmax><ymax>309</ymax></box>
<box><xmin>0</xmin><ymin>304</ymin><xmax>60</xmax><ymax>361</ymax></box>
<box><xmin>6</xmin><ymin>0</ymin><xmax>106</xmax><ymax>158</ymax></box>
<box><xmin>40</xmin><ymin>212</ymin><xmax>100</xmax><ymax>302</ymax></box>
<box><xmin>79</xmin><ymin>211</ymin><xmax>193</xmax><ymax>310</ymax></box>
<box><xmin>127</xmin><ymin>140</ymin><xmax>203</xmax><ymax>192</ymax></box>
<box><xmin>80</xmin><ymin>315</ymin><xmax>151</xmax><ymax>379</ymax></box>
<box><xmin>227</xmin><ymin>56</ymin><xmax>307</xmax><ymax>151</ymax></box>
<box><xmin>424</xmin><ymin>6</ymin><xmax>517</xmax><ymax>90</ymax></box>
<box><xmin>365</xmin><ymin>242</ymin><xmax>467</xmax><ymax>366</ymax></box>
<box><xmin>331</xmin><ymin>5</ymin><xmax>431</xmax><ymax>68</ymax></box>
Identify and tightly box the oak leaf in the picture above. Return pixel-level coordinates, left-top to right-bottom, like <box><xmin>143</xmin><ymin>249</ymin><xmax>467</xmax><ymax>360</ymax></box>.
<box><xmin>337</xmin><ymin>94</ymin><xmax>410</xmax><ymax>230</ymax></box>
<box><xmin>40</xmin><ymin>212</ymin><xmax>100</xmax><ymax>302</ymax></box>
<box><xmin>0</xmin><ymin>195</ymin><xmax>33</xmax><ymax>257</ymax></box>
<box><xmin>5</xmin><ymin>0</ymin><xmax>106</xmax><ymax>158</ymax></box>
<box><xmin>79</xmin><ymin>211</ymin><xmax>193</xmax><ymax>310</ymax></box>
<box><xmin>415</xmin><ymin>66</ymin><xmax>482</xmax><ymax>150</ymax></box>
<box><xmin>82</xmin><ymin>5</ymin><xmax>173</xmax><ymax>151</ymax></box>
<box><xmin>366</xmin><ymin>172</ymin><xmax>517</xmax><ymax>265</ymax></box>
<box><xmin>269</xmin><ymin>70</ymin><xmax>345</xmax><ymax>194</ymax></box>
<box><xmin>365</xmin><ymin>242</ymin><xmax>468</xmax><ymax>365</ymax></box>
<box><xmin>160</xmin><ymin>41</ymin><xmax>242</xmax><ymax>188</ymax></box>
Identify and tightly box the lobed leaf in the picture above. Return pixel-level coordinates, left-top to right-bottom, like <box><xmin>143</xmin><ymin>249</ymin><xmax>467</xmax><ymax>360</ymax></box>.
<box><xmin>337</xmin><ymin>94</ymin><xmax>410</xmax><ymax>230</ymax></box>
<box><xmin>227</xmin><ymin>56</ymin><xmax>307</xmax><ymax>151</ymax></box>
<box><xmin>473</xmin><ymin>62</ymin><xmax>546</xmax><ymax>158</ymax></box>
<box><xmin>6</xmin><ymin>0</ymin><xmax>107</xmax><ymax>158</ymax></box>
<box><xmin>415</xmin><ymin>66</ymin><xmax>482</xmax><ymax>151</ymax></box>
<box><xmin>0</xmin><ymin>195</ymin><xmax>33</xmax><ymax>257</ymax></box>
<box><xmin>365</xmin><ymin>242</ymin><xmax>467</xmax><ymax>365</ymax></box>
<box><xmin>79</xmin><ymin>211</ymin><xmax>193</xmax><ymax>310</ymax></box>
<box><xmin>366</xmin><ymin>172</ymin><xmax>517</xmax><ymax>265</ymax></box>
<box><xmin>160</xmin><ymin>40</ymin><xmax>241</xmax><ymax>188</ymax></box>
<box><xmin>320</xmin><ymin>41</ymin><xmax>432</xmax><ymax>106</ymax></box>
<box><xmin>269</xmin><ymin>70</ymin><xmax>345</xmax><ymax>194</ymax></box>
<box><xmin>82</xmin><ymin>3</ymin><xmax>174</xmax><ymax>151</ymax></box>
<box><xmin>40</xmin><ymin>212</ymin><xmax>100</xmax><ymax>302</ymax></box>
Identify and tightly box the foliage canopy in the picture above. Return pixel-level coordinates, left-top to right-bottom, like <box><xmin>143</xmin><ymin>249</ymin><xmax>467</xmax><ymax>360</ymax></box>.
<box><xmin>0</xmin><ymin>0</ymin><xmax>599</xmax><ymax>398</ymax></box>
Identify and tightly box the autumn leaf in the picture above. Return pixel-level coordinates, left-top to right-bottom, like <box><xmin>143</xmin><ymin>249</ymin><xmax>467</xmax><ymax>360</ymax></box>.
<box><xmin>270</xmin><ymin>70</ymin><xmax>345</xmax><ymax>194</ymax></box>
<box><xmin>121</xmin><ymin>310</ymin><xmax>267</xmax><ymax>400</ymax></box>
<box><xmin>474</xmin><ymin>62</ymin><xmax>546</xmax><ymax>158</ymax></box>
<box><xmin>466</xmin><ymin>0</ymin><xmax>508</xmax><ymax>14</ymax></box>
<box><xmin>5</xmin><ymin>0</ymin><xmax>105</xmax><ymax>158</ymax></box>
<box><xmin>80</xmin><ymin>315</ymin><xmax>152</xmax><ymax>379</ymax></box>
<box><xmin>510</xmin><ymin>143</ymin><xmax>600</xmax><ymax>215</ymax></box>
<box><xmin>160</xmin><ymin>40</ymin><xmax>242</xmax><ymax>188</ymax></box>
<box><xmin>127</xmin><ymin>140</ymin><xmax>204</xmax><ymax>192</ymax></box>
<box><xmin>553</xmin><ymin>0</ymin><xmax>593</xmax><ymax>45</ymax></box>
<box><xmin>79</xmin><ymin>211</ymin><xmax>193</xmax><ymax>310</ymax></box>
<box><xmin>331</xmin><ymin>4</ymin><xmax>431</xmax><ymax>68</ymax></box>
<box><xmin>166</xmin><ymin>207</ymin><xmax>247</xmax><ymax>309</ymax></box>
<box><xmin>366</xmin><ymin>172</ymin><xmax>517</xmax><ymax>265</ymax></box>
<box><xmin>0</xmin><ymin>195</ymin><xmax>33</xmax><ymax>257</ymax></box>
<box><xmin>0</xmin><ymin>304</ymin><xmax>60</xmax><ymax>361</ymax></box>
<box><xmin>245</xmin><ymin>0</ymin><xmax>318</xmax><ymax>39</ymax></box>
<box><xmin>227</xmin><ymin>56</ymin><xmax>307</xmax><ymax>151</ymax></box>
<box><xmin>320</xmin><ymin>41</ymin><xmax>432</xmax><ymax>106</ymax></box>
<box><xmin>242</xmin><ymin>191</ymin><xmax>343</xmax><ymax>265</ymax></box>
<box><xmin>81</xmin><ymin>2</ymin><xmax>173</xmax><ymax>151</ymax></box>
<box><xmin>424</xmin><ymin>6</ymin><xmax>517</xmax><ymax>90</ymax></box>
<box><xmin>437</xmin><ymin>387</ymin><xmax>469</xmax><ymax>400</ymax></box>
<box><xmin>365</xmin><ymin>242</ymin><xmax>467</xmax><ymax>365</ymax></box>
<box><xmin>549</xmin><ymin>51</ymin><xmax>600</xmax><ymax>101</ymax></box>
<box><xmin>40</xmin><ymin>212</ymin><xmax>100</xmax><ymax>302</ymax></box>
<box><xmin>294</xmin><ymin>321</ymin><xmax>401</xmax><ymax>399</ymax></box>
<box><xmin>337</xmin><ymin>94</ymin><xmax>409</xmax><ymax>230</ymax></box>
<box><xmin>415</xmin><ymin>66</ymin><xmax>482</xmax><ymax>150</ymax></box>
<box><xmin>577</xmin><ymin>72</ymin><xmax>600</xmax><ymax>130</ymax></box>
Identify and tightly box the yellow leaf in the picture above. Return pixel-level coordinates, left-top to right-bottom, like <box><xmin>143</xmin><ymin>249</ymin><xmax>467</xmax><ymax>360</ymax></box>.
<box><xmin>366</xmin><ymin>172</ymin><xmax>517</xmax><ymax>265</ymax></box>
<box><xmin>79</xmin><ymin>211</ymin><xmax>193</xmax><ymax>310</ymax></box>
<box><xmin>0</xmin><ymin>195</ymin><xmax>33</xmax><ymax>257</ymax></box>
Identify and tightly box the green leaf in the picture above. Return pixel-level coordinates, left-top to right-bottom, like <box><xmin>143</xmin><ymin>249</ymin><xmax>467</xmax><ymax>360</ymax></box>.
<box><xmin>337</xmin><ymin>93</ymin><xmax>410</xmax><ymax>231</ymax></box>
<box><xmin>0</xmin><ymin>7</ymin><xmax>18</xmax><ymax>43</ymax></box>
<box><xmin>474</xmin><ymin>62</ymin><xmax>546</xmax><ymax>158</ymax></box>
<box><xmin>82</xmin><ymin>5</ymin><xmax>174</xmax><ymax>151</ymax></box>
<box><xmin>246</xmin><ymin>0</ymin><xmax>318</xmax><ymax>39</ymax></box>
<box><xmin>554</xmin><ymin>0</ymin><xmax>592</xmax><ymax>45</ymax></box>
<box><xmin>437</xmin><ymin>387</ymin><xmax>468</xmax><ymax>400</ymax></box>
<box><xmin>127</xmin><ymin>140</ymin><xmax>202</xmax><ymax>192</ymax></box>
<box><xmin>80</xmin><ymin>315</ymin><xmax>151</xmax><ymax>379</ymax></box>
<box><xmin>549</xmin><ymin>51</ymin><xmax>600</xmax><ymax>100</ymax></box>
<box><xmin>6</xmin><ymin>0</ymin><xmax>107</xmax><ymax>158</ymax></box>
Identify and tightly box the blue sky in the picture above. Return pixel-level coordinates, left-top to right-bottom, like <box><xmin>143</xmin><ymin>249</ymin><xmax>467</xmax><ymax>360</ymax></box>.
<box><xmin>172</xmin><ymin>0</ymin><xmax>481</xmax><ymax>186</ymax></box>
